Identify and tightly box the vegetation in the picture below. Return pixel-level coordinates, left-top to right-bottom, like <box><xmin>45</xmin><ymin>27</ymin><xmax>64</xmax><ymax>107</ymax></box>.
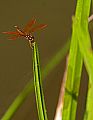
<box><xmin>1</xmin><ymin>0</ymin><xmax>93</xmax><ymax>120</ymax></box>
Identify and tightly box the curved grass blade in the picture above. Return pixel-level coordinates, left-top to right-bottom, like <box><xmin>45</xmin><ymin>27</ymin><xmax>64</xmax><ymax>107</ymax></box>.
<box><xmin>32</xmin><ymin>42</ymin><xmax>48</xmax><ymax>120</ymax></box>
<box><xmin>1</xmin><ymin>39</ymin><xmax>70</xmax><ymax>120</ymax></box>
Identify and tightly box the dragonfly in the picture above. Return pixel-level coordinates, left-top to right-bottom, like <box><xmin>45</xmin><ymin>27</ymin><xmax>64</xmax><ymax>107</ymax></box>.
<box><xmin>2</xmin><ymin>18</ymin><xmax>47</xmax><ymax>47</ymax></box>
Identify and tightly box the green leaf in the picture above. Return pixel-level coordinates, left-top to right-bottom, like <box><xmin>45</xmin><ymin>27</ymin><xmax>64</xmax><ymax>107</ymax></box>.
<box><xmin>76</xmin><ymin>0</ymin><xmax>93</xmax><ymax>119</ymax></box>
<box><xmin>62</xmin><ymin>0</ymin><xmax>84</xmax><ymax>120</ymax></box>
<box><xmin>62</xmin><ymin>0</ymin><xmax>92</xmax><ymax>119</ymax></box>
<box><xmin>32</xmin><ymin>42</ymin><xmax>48</xmax><ymax>120</ymax></box>
<box><xmin>77</xmin><ymin>22</ymin><xmax>93</xmax><ymax>120</ymax></box>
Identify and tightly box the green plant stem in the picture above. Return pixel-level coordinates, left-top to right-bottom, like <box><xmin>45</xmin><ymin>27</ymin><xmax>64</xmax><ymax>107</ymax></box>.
<box><xmin>76</xmin><ymin>0</ymin><xmax>92</xmax><ymax>120</ymax></box>
<box><xmin>62</xmin><ymin>0</ymin><xmax>84</xmax><ymax>120</ymax></box>
<box><xmin>33</xmin><ymin>42</ymin><xmax>48</xmax><ymax>120</ymax></box>
<box><xmin>62</xmin><ymin>0</ymin><xmax>92</xmax><ymax>119</ymax></box>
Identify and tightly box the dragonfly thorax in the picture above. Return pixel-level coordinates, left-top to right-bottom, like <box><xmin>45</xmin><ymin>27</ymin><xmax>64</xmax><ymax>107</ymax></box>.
<box><xmin>25</xmin><ymin>34</ymin><xmax>34</xmax><ymax>41</ymax></box>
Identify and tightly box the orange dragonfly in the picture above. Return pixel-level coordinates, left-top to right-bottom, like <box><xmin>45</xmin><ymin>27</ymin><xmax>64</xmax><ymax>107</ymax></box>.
<box><xmin>2</xmin><ymin>18</ymin><xmax>47</xmax><ymax>47</ymax></box>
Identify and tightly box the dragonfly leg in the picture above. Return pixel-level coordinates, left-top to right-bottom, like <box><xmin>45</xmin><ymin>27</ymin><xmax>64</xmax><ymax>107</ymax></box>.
<box><xmin>28</xmin><ymin>40</ymin><xmax>35</xmax><ymax>49</ymax></box>
<box><xmin>28</xmin><ymin>40</ymin><xmax>32</xmax><ymax>48</ymax></box>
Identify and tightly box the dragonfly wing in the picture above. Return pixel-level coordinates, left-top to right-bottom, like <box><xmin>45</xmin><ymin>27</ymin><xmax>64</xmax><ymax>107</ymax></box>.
<box><xmin>30</xmin><ymin>24</ymin><xmax>47</xmax><ymax>32</ymax></box>
<box><xmin>2</xmin><ymin>31</ymin><xmax>19</xmax><ymax>35</ymax></box>
<box><xmin>8</xmin><ymin>35</ymin><xmax>20</xmax><ymax>40</ymax></box>
<box><xmin>23</xmin><ymin>18</ymin><xmax>36</xmax><ymax>33</ymax></box>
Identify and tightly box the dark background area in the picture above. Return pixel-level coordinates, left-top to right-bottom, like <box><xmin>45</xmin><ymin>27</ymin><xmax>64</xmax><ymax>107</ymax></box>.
<box><xmin>0</xmin><ymin>0</ymin><xmax>85</xmax><ymax>120</ymax></box>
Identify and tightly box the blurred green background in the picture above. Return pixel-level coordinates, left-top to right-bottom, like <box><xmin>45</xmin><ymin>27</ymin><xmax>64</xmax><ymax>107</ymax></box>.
<box><xmin>0</xmin><ymin>0</ymin><xmax>75</xmax><ymax>120</ymax></box>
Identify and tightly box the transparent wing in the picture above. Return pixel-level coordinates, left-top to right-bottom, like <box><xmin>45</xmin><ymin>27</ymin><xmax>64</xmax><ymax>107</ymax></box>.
<box><xmin>8</xmin><ymin>35</ymin><xmax>20</xmax><ymax>40</ymax></box>
<box><xmin>2</xmin><ymin>31</ymin><xmax>19</xmax><ymax>35</ymax></box>
<box><xmin>2</xmin><ymin>31</ymin><xmax>20</xmax><ymax>40</ymax></box>
<box><xmin>30</xmin><ymin>24</ymin><xmax>47</xmax><ymax>32</ymax></box>
<box><xmin>23</xmin><ymin>18</ymin><xmax>36</xmax><ymax>33</ymax></box>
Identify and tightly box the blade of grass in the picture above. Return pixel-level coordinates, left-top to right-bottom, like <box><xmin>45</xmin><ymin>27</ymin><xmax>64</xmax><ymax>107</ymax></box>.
<box><xmin>76</xmin><ymin>0</ymin><xmax>92</xmax><ymax>119</ymax></box>
<box><xmin>1</xmin><ymin>40</ymin><xmax>70</xmax><ymax>120</ymax></box>
<box><xmin>62</xmin><ymin>0</ymin><xmax>92</xmax><ymax>119</ymax></box>
<box><xmin>32</xmin><ymin>42</ymin><xmax>48</xmax><ymax>120</ymax></box>
<box><xmin>62</xmin><ymin>0</ymin><xmax>84</xmax><ymax>119</ymax></box>
<box><xmin>77</xmin><ymin>24</ymin><xmax>93</xmax><ymax>120</ymax></box>
<box><xmin>62</xmin><ymin>23</ymin><xmax>83</xmax><ymax>120</ymax></box>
